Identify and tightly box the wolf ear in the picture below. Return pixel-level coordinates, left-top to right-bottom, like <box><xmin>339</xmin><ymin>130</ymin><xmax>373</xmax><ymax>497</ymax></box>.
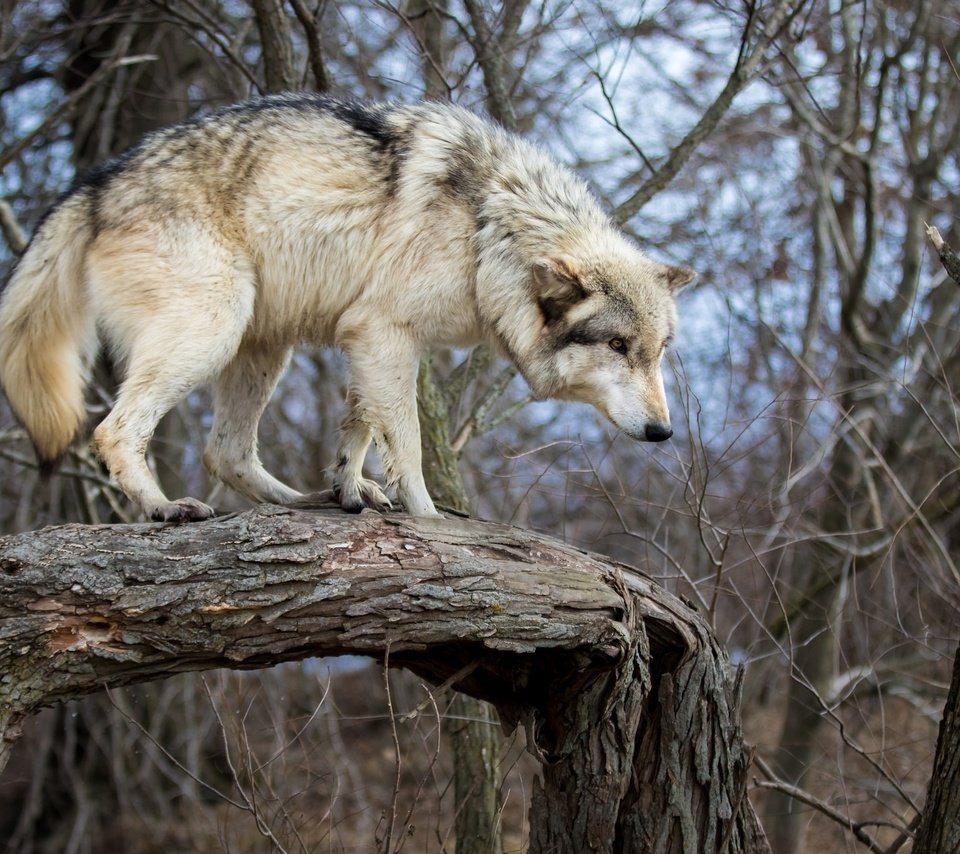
<box><xmin>662</xmin><ymin>265</ymin><xmax>697</xmax><ymax>292</ymax></box>
<box><xmin>533</xmin><ymin>256</ymin><xmax>588</xmax><ymax>323</ymax></box>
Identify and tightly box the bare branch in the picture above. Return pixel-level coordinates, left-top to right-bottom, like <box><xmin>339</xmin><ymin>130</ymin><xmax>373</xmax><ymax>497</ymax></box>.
<box><xmin>252</xmin><ymin>0</ymin><xmax>298</xmax><ymax>92</ymax></box>
<box><xmin>614</xmin><ymin>0</ymin><xmax>810</xmax><ymax>222</ymax></box>
<box><xmin>926</xmin><ymin>224</ymin><xmax>960</xmax><ymax>287</ymax></box>
<box><xmin>0</xmin><ymin>55</ymin><xmax>156</xmax><ymax>174</ymax></box>
<box><xmin>287</xmin><ymin>0</ymin><xmax>330</xmax><ymax>91</ymax></box>
<box><xmin>0</xmin><ymin>199</ymin><xmax>27</xmax><ymax>255</ymax></box>
<box><xmin>753</xmin><ymin>756</ymin><xmax>895</xmax><ymax>853</ymax></box>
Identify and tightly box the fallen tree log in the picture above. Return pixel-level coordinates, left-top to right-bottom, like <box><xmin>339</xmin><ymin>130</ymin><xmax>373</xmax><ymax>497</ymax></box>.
<box><xmin>0</xmin><ymin>502</ymin><xmax>769</xmax><ymax>852</ymax></box>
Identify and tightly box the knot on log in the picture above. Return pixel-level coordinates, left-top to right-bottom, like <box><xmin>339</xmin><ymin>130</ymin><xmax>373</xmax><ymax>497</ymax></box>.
<box><xmin>1</xmin><ymin>556</ymin><xmax>22</xmax><ymax>575</ymax></box>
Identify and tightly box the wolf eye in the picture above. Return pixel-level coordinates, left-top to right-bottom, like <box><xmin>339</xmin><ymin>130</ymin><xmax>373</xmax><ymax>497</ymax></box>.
<box><xmin>609</xmin><ymin>338</ymin><xmax>628</xmax><ymax>355</ymax></box>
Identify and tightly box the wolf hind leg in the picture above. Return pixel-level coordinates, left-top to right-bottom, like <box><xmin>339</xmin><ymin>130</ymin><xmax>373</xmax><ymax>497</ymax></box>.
<box><xmin>94</xmin><ymin>359</ymin><xmax>227</xmax><ymax>523</ymax></box>
<box><xmin>89</xmin><ymin>234</ymin><xmax>255</xmax><ymax>521</ymax></box>
<box><xmin>203</xmin><ymin>344</ymin><xmax>303</xmax><ymax>505</ymax></box>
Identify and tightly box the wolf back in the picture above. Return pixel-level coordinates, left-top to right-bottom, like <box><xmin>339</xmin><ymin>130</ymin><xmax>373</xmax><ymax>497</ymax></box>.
<box><xmin>0</xmin><ymin>94</ymin><xmax>694</xmax><ymax>521</ymax></box>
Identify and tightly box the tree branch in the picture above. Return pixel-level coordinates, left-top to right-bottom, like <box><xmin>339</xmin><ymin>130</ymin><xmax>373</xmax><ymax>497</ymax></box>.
<box><xmin>926</xmin><ymin>225</ymin><xmax>960</xmax><ymax>287</ymax></box>
<box><xmin>0</xmin><ymin>54</ymin><xmax>157</xmax><ymax>174</ymax></box>
<box><xmin>614</xmin><ymin>0</ymin><xmax>809</xmax><ymax>223</ymax></box>
<box><xmin>462</xmin><ymin>0</ymin><xmax>521</xmax><ymax>130</ymax></box>
<box><xmin>287</xmin><ymin>0</ymin><xmax>330</xmax><ymax>92</ymax></box>
<box><xmin>0</xmin><ymin>198</ymin><xmax>27</xmax><ymax>254</ymax></box>
<box><xmin>251</xmin><ymin>0</ymin><xmax>298</xmax><ymax>92</ymax></box>
<box><xmin>0</xmin><ymin>503</ymin><xmax>767</xmax><ymax>852</ymax></box>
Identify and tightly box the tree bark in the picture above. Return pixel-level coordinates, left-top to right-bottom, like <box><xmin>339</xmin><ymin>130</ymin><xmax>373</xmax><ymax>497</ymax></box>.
<box><xmin>251</xmin><ymin>0</ymin><xmax>298</xmax><ymax>92</ymax></box>
<box><xmin>913</xmin><ymin>641</ymin><xmax>960</xmax><ymax>853</ymax></box>
<box><xmin>418</xmin><ymin>358</ymin><xmax>504</xmax><ymax>854</ymax></box>
<box><xmin>0</xmin><ymin>503</ymin><xmax>768</xmax><ymax>852</ymax></box>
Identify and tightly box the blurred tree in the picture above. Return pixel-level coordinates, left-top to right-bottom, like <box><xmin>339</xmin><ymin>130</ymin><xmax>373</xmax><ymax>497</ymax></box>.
<box><xmin>752</xmin><ymin>3</ymin><xmax>960</xmax><ymax>850</ymax></box>
<box><xmin>914</xmin><ymin>640</ymin><xmax>960</xmax><ymax>853</ymax></box>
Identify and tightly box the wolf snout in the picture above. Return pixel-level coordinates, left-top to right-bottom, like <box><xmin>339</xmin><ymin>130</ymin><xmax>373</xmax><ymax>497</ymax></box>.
<box><xmin>644</xmin><ymin>423</ymin><xmax>673</xmax><ymax>442</ymax></box>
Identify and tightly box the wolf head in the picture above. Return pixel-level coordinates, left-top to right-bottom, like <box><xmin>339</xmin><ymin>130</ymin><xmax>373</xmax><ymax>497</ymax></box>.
<box><xmin>520</xmin><ymin>249</ymin><xmax>695</xmax><ymax>442</ymax></box>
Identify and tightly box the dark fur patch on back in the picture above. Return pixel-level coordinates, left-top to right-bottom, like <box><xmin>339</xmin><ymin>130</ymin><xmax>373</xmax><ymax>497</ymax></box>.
<box><xmin>24</xmin><ymin>94</ymin><xmax>414</xmax><ymax>240</ymax></box>
<box><xmin>74</xmin><ymin>148</ymin><xmax>138</xmax><ymax>194</ymax></box>
<box><xmin>441</xmin><ymin>140</ymin><xmax>486</xmax><ymax>212</ymax></box>
<box><xmin>329</xmin><ymin>101</ymin><xmax>395</xmax><ymax>149</ymax></box>
<box><xmin>233</xmin><ymin>94</ymin><xmax>408</xmax><ymax>187</ymax></box>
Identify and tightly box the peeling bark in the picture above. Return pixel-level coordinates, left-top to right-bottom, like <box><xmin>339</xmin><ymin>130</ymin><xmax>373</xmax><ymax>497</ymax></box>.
<box><xmin>914</xmin><ymin>641</ymin><xmax>960</xmax><ymax>854</ymax></box>
<box><xmin>0</xmin><ymin>503</ymin><xmax>768</xmax><ymax>852</ymax></box>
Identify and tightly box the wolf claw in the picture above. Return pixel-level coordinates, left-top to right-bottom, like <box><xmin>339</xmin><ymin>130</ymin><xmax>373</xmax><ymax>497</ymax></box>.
<box><xmin>150</xmin><ymin>497</ymin><xmax>216</xmax><ymax>523</ymax></box>
<box><xmin>333</xmin><ymin>478</ymin><xmax>392</xmax><ymax>513</ymax></box>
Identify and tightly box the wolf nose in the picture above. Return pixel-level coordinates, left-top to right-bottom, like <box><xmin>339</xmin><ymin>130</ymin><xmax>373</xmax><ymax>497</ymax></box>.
<box><xmin>644</xmin><ymin>423</ymin><xmax>673</xmax><ymax>442</ymax></box>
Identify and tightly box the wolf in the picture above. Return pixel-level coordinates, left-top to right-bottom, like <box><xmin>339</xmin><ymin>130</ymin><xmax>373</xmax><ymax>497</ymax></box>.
<box><xmin>0</xmin><ymin>94</ymin><xmax>694</xmax><ymax>522</ymax></box>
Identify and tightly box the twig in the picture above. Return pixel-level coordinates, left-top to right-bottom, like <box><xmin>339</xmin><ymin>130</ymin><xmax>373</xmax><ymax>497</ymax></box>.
<box><xmin>148</xmin><ymin>0</ymin><xmax>260</xmax><ymax>91</ymax></box>
<box><xmin>591</xmin><ymin>70</ymin><xmax>655</xmax><ymax>175</ymax></box>
<box><xmin>201</xmin><ymin>677</ymin><xmax>291</xmax><ymax>853</ymax></box>
<box><xmin>0</xmin><ymin>199</ymin><xmax>27</xmax><ymax>254</ymax></box>
<box><xmin>398</xmin><ymin>661</ymin><xmax>479</xmax><ymax>720</ymax></box>
<box><xmin>753</xmin><ymin>755</ymin><xmax>897</xmax><ymax>852</ymax></box>
<box><xmin>381</xmin><ymin>644</ymin><xmax>402</xmax><ymax>854</ymax></box>
<box><xmin>375</xmin><ymin>0</ymin><xmax>452</xmax><ymax>99</ymax></box>
<box><xmin>254</xmin><ymin>679</ymin><xmax>332</xmax><ymax>772</ymax></box>
<box><xmin>881</xmin><ymin>812</ymin><xmax>922</xmax><ymax>854</ymax></box>
<box><xmin>0</xmin><ymin>55</ymin><xmax>157</xmax><ymax>173</ymax></box>
<box><xmin>449</xmin><ymin>364</ymin><xmax>518</xmax><ymax>453</ymax></box>
<box><xmin>614</xmin><ymin>0</ymin><xmax>809</xmax><ymax>222</ymax></box>
<box><xmin>0</xmin><ymin>447</ymin><xmax>121</xmax><ymax>492</ymax></box>
<box><xmin>104</xmin><ymin>686</ymin><xmax>246</xmax><ymax>810</ymax></box>
<box><xmin>395</xmin><ymin>683</ymin><xmax>442</xmax><ymax>854</ymax></box>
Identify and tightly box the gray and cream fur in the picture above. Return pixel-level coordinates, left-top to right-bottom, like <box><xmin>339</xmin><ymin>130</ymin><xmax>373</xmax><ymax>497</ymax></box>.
<box><xmin>0</xmin><ymin>94</ymin><xmax>694</xmax><ymax>521</ymax></box>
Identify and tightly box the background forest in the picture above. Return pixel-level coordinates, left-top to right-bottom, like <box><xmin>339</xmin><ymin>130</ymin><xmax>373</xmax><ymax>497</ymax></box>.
<box><xmin>0</xmin><ymin>0</ymin><xmax>958</xmax><ymax>852</ymax></box>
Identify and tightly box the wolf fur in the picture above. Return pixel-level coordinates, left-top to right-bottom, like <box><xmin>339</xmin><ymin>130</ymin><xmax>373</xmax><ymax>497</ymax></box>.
<box><xmin>0</xmin><ymin>94</ymin><xmax>694</xmax><ymax>521</ymax></box>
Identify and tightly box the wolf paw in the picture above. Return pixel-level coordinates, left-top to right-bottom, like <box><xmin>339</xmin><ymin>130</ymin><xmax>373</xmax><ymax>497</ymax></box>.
<box><xmin>150</xmin><ymin>497</ymin><xmax>216</xmax><ymax>523</ymax></box>
<box><xmin>333</xmin><ymin>477</ymin><xmax>393</xmax><ymax>514</ymax></box>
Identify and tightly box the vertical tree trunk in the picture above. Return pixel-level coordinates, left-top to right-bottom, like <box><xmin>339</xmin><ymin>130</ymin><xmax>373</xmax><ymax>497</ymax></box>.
<box><xmin>913</xmin><ymin>641</ymin><xmax>960</xmax><ymax>853</ymax></box>
<box><xmin>526</xmin><ymin>613</ymin><xmax>766</xmax><ymax>853</ymax></box>
<box><xmin>407</xmin><ymin>0</ymin><xmax>448</xmax><ymax>99</ymax></box>
<box><xmin>251</xmin><ymin>0</ymin><xmax>298</xmax><ymax>92</ymax></box>
<box><xmin>418</xmin><ymin>358</ymin><xmax>504</xmax><ymax>854</ymax></box>
<box><xmin>763</xmin><ymin>583</ymin><xmax>838</xmax><ymax>854</ymax></box>
<box><xmin>450</xmin><ymin>694</ymin><xmax>504</xmax><ymax>852</ymax></box>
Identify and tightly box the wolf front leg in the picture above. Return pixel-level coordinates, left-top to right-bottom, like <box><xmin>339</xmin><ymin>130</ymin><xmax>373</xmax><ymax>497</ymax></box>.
<box><xmin>336</xmin><ymin>317</ymin><xmax>438</xmax><ymax>517</ymax></box>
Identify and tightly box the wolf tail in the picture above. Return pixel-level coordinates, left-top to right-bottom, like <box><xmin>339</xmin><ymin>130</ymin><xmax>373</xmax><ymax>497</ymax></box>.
<box><xmin>0</xmin><ymin>193</ymin><xmax>98</xmax><ymax>473</ymax></box>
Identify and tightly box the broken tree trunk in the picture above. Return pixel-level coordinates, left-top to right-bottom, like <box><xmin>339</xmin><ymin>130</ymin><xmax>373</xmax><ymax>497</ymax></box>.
<box><xmin>913</xmin><ymin>639</ymin><xmax>960</xmax><ymax>854</ymax></box>
<box><xmin>0</xmin><ymin>503</ymin><xmax>769</xmax><ymax>852</ymax></box>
